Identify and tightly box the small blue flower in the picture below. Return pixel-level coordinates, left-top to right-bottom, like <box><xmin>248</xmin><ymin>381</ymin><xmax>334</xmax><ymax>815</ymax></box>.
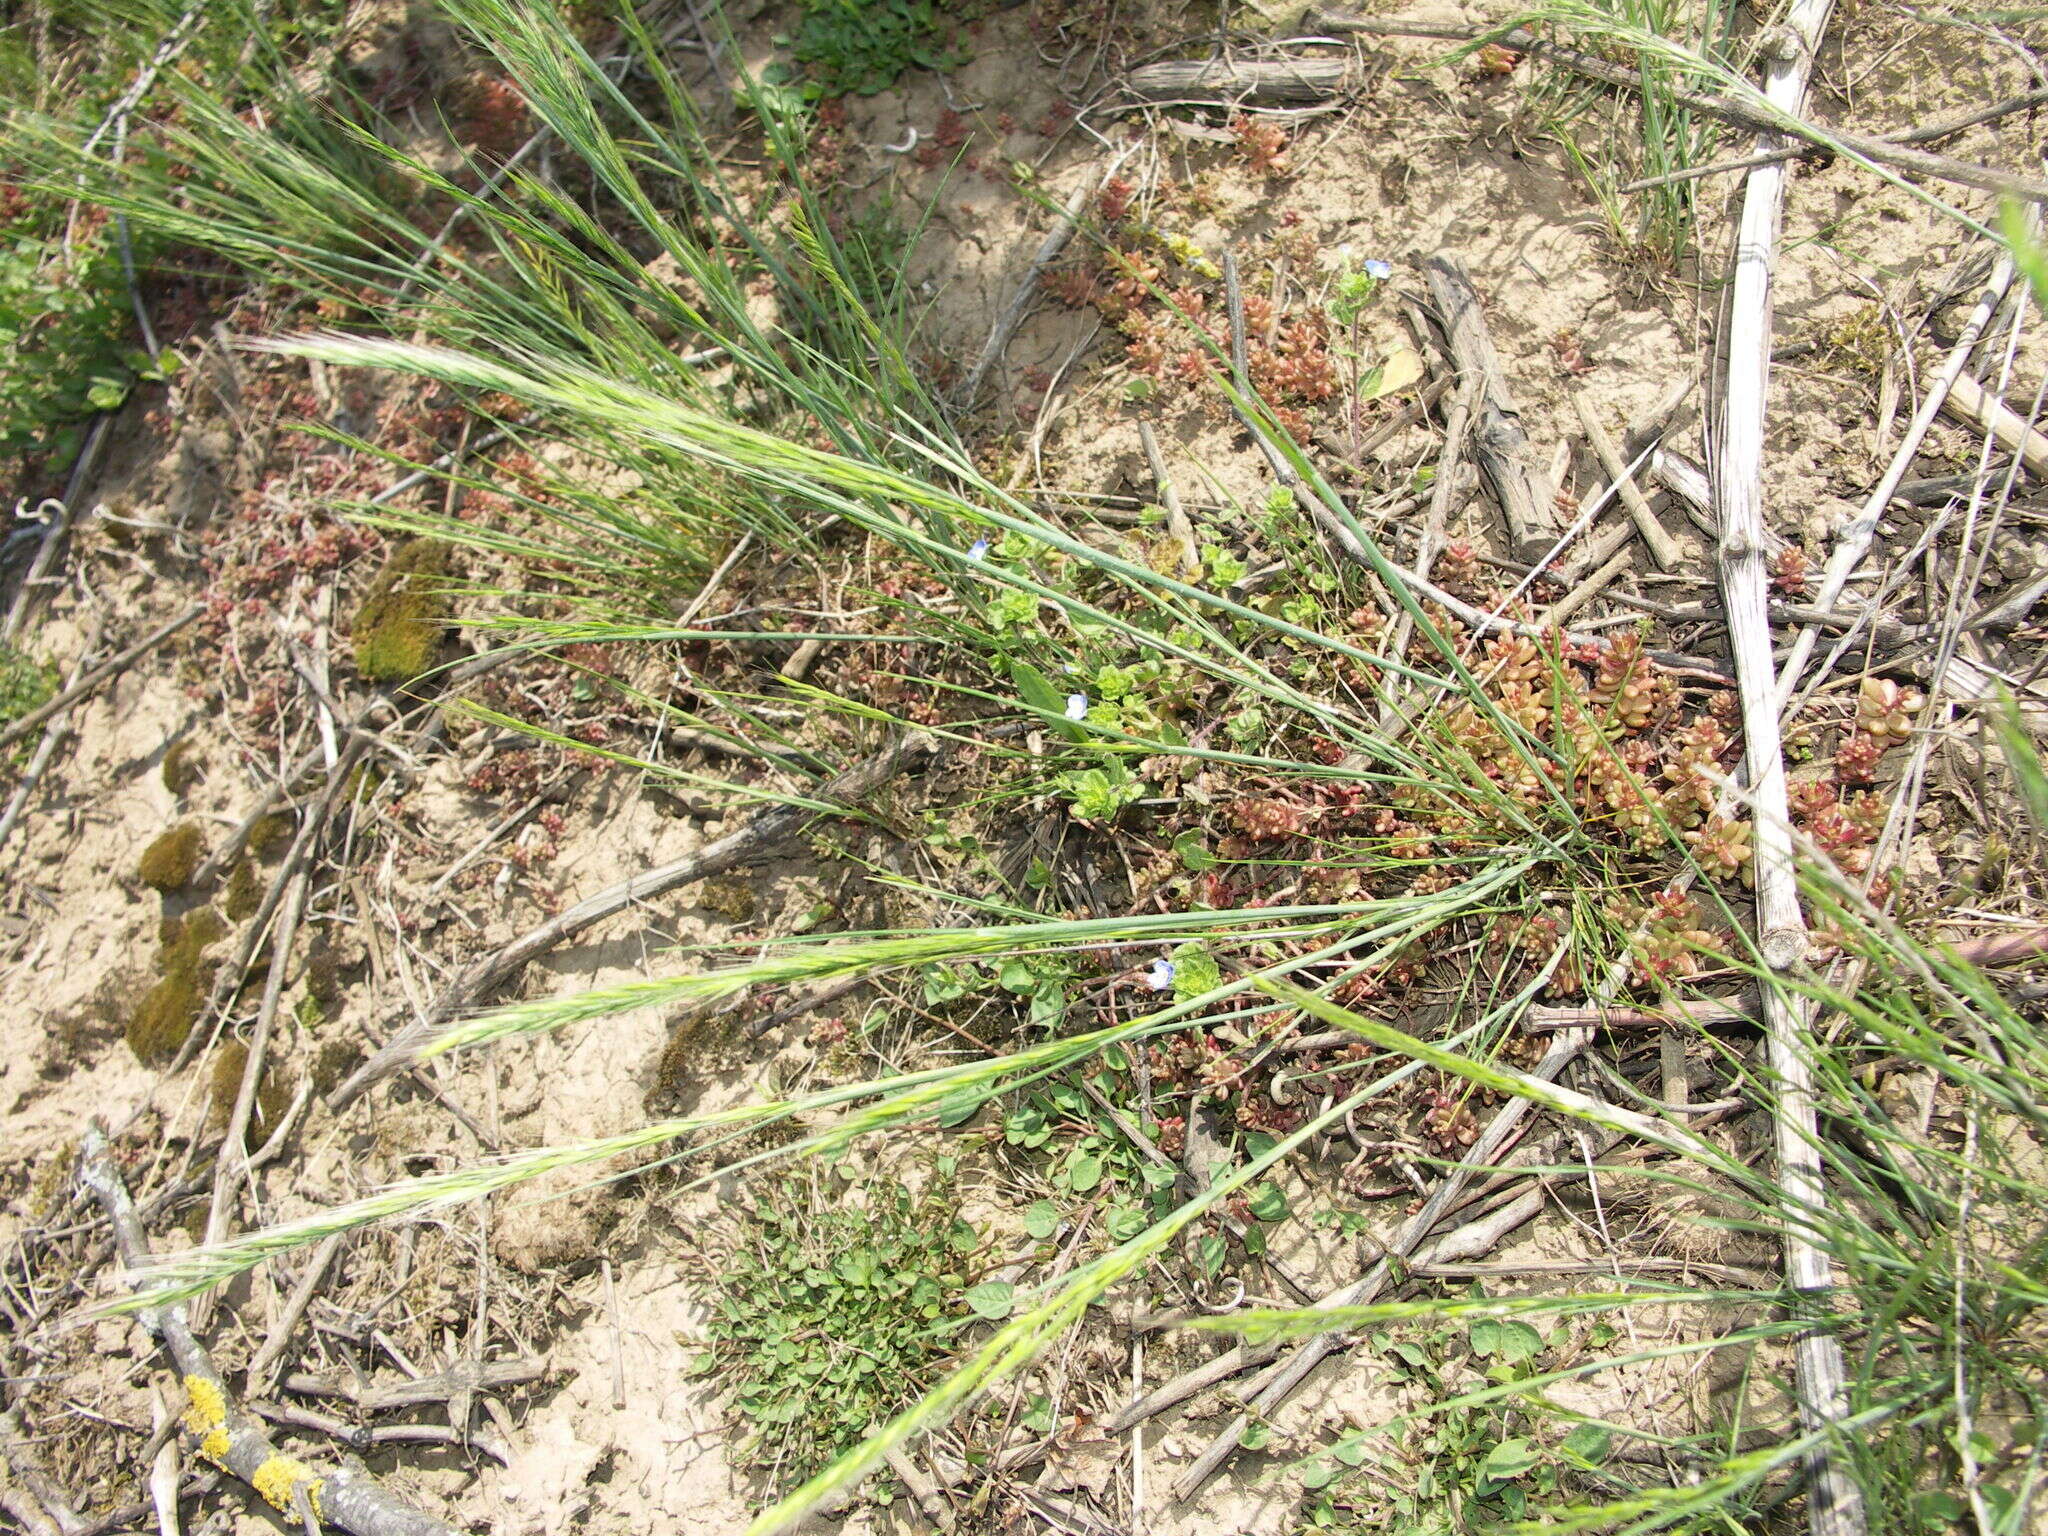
<box><xmin>1064</xmin><ymin>693</ymin><xmax>1089</xmax><ymax>721</ymax></box>
<box><xmin>967</xmin><ymin>536</ymin><xmax>990</xmax><ymax>560</ymax></box>
<box><xmin>1363</xmin><ymin>258</ymin><xmax>1392</xmax><ymax>281</ymax></box>
<box><xmin>1145</xmin><ymin>958</ymin><xmax>1175</xmax><ymax>992</ymax></box>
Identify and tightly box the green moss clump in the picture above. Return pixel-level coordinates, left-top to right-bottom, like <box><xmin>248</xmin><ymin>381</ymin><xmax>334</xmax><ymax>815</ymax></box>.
<box><xmin>351</xmin><ymin>538</ymin><xmax>455</xmax><ymax>682</ymax></box>
<box><xmin>161</xmin><ymin>740</ymin><xmax>203</xmax><ymax>795</ymax></box>
<box><xmin>208</xmin><ymin>1039</ymin><xmax>291</xmax><ymax>1150</ymax></box>
<box><xmin>304</xmin><ymin>936</ymin><xmax>343</xmax><ymax>1007</ymax></box>
<box><xmin>126</xmin><ymin>908</ymin><xmax>228</xmax><ymax>1063</ymax></box>
<box><xmin>137</xmin><ymin>821</ymin><xmax>206</xmax><ymax>892</ymax></box>
<box><xmin>311</xmin><ymin>1037</ymin><xmax>363</xmax><ymax>1097</ymax></box>
<box><xmin>246</xmin><ymin>810</ymin><xmax>295</xmax><ymax>859</ymax></box>
<box><xmin>0</xmin><ymin>641</ymin><xmax>58</xmax><ymax>731</ymax></box>
<box><xmin>222</xmin><ymin>860</ymin><xmax>260</xmax><ymax>920</ymax></box>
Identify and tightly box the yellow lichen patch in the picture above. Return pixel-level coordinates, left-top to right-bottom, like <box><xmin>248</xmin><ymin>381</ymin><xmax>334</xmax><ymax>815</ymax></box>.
<box><xmin>351</xmin><ymin>538</ymin><xmax>455</xmax><ymax>683</ymax></box>
<box><xmin>200</xmin><ymin>1425</ymin><xmax>232</xmax><ymax>1463</ymax></box>
<box><xmin>250</xmin><ymin>1452</ymin><xmax>321</xmax><ymax>1514</ymax></box>
<box><xmin>183</xmin><ymin>1373</ymin><xmax>227</xmax><ymax>1433</ymax></box>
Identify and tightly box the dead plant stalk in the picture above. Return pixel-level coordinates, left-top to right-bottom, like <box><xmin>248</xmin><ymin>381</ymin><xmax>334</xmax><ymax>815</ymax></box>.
<box><xmin>1712</xmin><ymin>0</ymin><xmax>1866</xmax><ymax>1528</ymax></box>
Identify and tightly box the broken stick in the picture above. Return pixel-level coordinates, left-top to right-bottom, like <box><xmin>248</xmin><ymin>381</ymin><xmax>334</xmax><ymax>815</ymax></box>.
<box><xmin>1122</xmin><ymin>57</ymin><xmax>1348</xmax><ymax>107</ymax></box>
<box><xmin>1423</xmin><ymin>254</ymin><xmax>1555</xmax><ymax>560</ymax></box>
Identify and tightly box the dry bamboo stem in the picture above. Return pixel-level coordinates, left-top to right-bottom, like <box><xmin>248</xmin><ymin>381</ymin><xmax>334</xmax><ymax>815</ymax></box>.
<box><xmin>77</xmin><ymin>1131</ymin><xmax>460</xmax><ymax>1536</ymax></box>
<box><xmin>1712</xmin><ymin>0</ymin><xmax>1867</xmax><ymax>1527</ymax></box>
<box><xmin>1773</xmin><ymin>258</ymin><xmax>2019</xmax><ymax>714</ymax></box>
<box><xmin>1945</xmin><ymin>925</ymin><xmax>2048</xmax><ymax>966</ymax></box>
<box><xmin>1123</xmin><ymin>57</ymin><xmax>1349</xmax><ymax>106</ymax></box>
<box><xmin>1618</xmin><ymin>85</ymin><xmax>2048</xmax><ymax>192</ymax></box>
<box><xmin>1526</xmin><ymin>998</ymin><xmax>1755</xmax><ymax>1031</ymax></box>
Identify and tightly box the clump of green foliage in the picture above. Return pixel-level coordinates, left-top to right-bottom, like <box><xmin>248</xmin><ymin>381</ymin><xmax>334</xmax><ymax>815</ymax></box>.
<box><xmin>0</xmin><ymin>224</ymin><xmax>162</xmax><ymax>466</ymax></box>
<box><xmin>1297</xmin><ymin>1316</ymin><xmax>1614</xmax><ymax>1533</ymax></box>
<box><xmin>706</xmin><ymin>1177</ymin><xmax>987</xmax><ymax>1493</ymax></box>
<box><xmin>351</xmin><ymin>538</ymin><xmax>453</xmax><ymax>682</ymax></box>
<box><xmin>137</xmin><ymin>820</ymin><xmax>204</xmax><ymax>891</ymax></box>
<box><xmin>126</xmin><ymin>907</ymin><xmax>227</xmax><ymax>1062</ymax></box>
<box><xmin>0</xmin><ymin>639</ymin><xmax>56</xmax><ymax>728</ymax></box>
<box><xmin>207</xmin><ymin>1037</ymin><xmax>291</xmax><ymax>1149</ymax></box>
<box><xmin>791</xmin><ymin>0</ymin><xmax>965</xmax><ymax>96</ymax></box>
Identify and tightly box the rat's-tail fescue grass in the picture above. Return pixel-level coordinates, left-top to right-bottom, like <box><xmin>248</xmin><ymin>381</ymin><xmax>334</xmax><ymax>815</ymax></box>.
<box><xmin>17</xmin><ymin>0</ymin><xmax>2047</xmax><ymax>1529</ymax></box>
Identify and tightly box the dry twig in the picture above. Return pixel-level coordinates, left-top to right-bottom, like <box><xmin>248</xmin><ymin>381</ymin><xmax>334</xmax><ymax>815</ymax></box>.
<box><xmin>330</xmin><ymin>732</ymin><xmax>942</xmax><ymax>1108</ymax></box>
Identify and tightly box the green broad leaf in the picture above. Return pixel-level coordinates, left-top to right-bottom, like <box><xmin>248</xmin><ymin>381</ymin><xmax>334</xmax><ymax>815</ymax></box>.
<box><xmin>1559</xmin><ymin>1422</ymin><xmax>1612</xmax><ymax>1466</ymax></box>
<box><xmin>1300</xmin><ymin>1461</ymin><xmax>1339</xmax><ymax>1490</ymax></box>
<box><xmin>1247</xmin><ymin>1183</ymin><xmax>1288</xmax><ymax>1222</ymax></box>
<box><xmin>1172</xmin><ymin>828</ymin><xmax>1216</xmax><ymax>870</ymax></box>
<box><xmin>998</xmin><ymin>958</ymin><xmax>1039</xmax><ymax>993</ymax></box>
<box><xmin>1067</xmin><ymin>1151</ymin><xmax>1103</xmax><ymax>1193</ymax></box>
<box><xmin>1198</xmin><ymin>1233</ymin><xmax>1227</xmax><ymax>1278</ymax></box>
<box><xmin>1238</xmin><ymin>1420</ymin><xmax>1274</xmax><ymax>1450</ymax></box>
<box><xmin>964</xmin><ymin>1281</ymin><xmax>1016</xmax><ymax>1320</ymax></box>
<box><xmin>1479</xmin><ymin>1437</ymin><xmax>1541</xmax><ymax>1483</ymax></box>
<box><xmin>1028</xmin><ymin>982</ymin><xmax>1068</xmax><ymax>1031</ymax></box>
<box><xmin>920</xmin><ymin>963</ymin><xmax>972</xmax><ymax>1004</ymax></box>
<box><xmin>1004</xmin><ymin>1105</ymin><xmax>1051</xmax><ymax>1148</ymax></box>
<box><xmin>1021</xmin><ymin>1393</ymin><xmax>1055</xmax><ymax>1434</ymax></box>
<box><xmin>1023</xmin><ymin>1200</ymin><xmax>1059</xmax><ymax>1239</ymax></box>
<box><xmin>936</xmin><ymin>1089</ymin><xmax>986</xmax><ymax>1128</ymax></box>
<box><xmin>1106</xmin><ymin>1203</ymin><xmax>1148</xmax><ymax>1241</ymax></box>
<box><xmin>1468</xmin><ymin>1318</ymin><xmax>1543</xmax><ymax>1364</ymax></box>
<box><xmin>1011</xmin><ymin>658</ymin><xmax>1083</xmax><ymax>740</ymax></box>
